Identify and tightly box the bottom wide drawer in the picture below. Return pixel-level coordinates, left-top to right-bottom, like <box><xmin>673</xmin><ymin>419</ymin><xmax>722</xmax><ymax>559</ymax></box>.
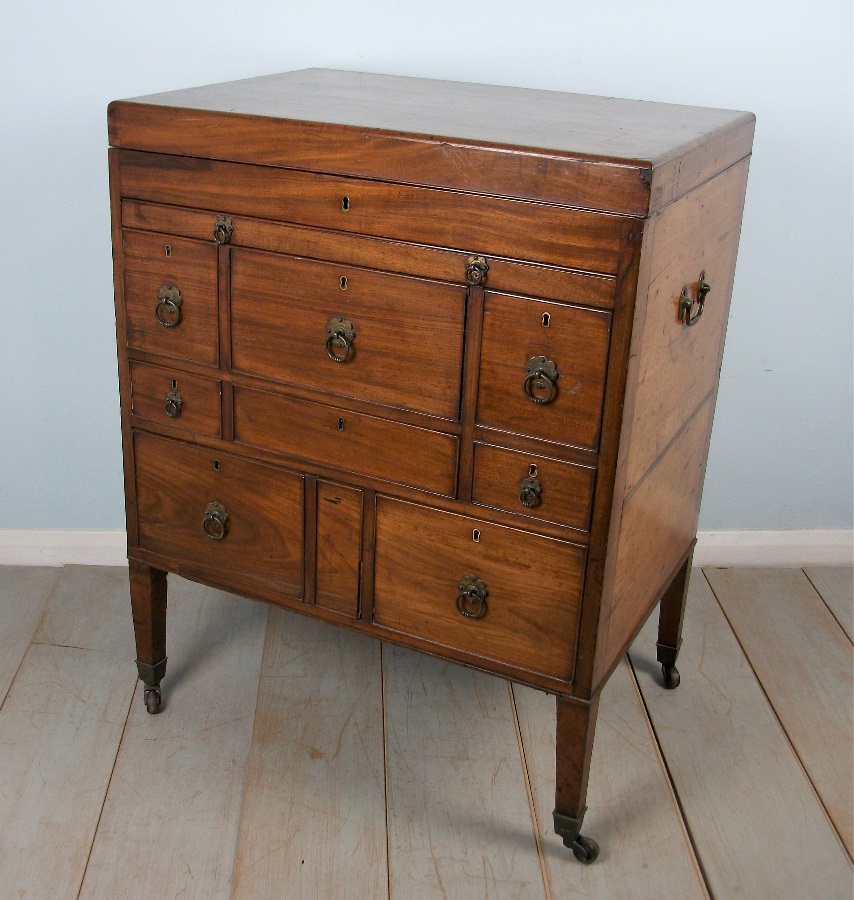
<box><xmin>372</xmin><ymin>497</ymin><xmax>585</xmax><ymax>681</ymax></box>
<box><xmin>133</xmin><ymin>431</ymin><xmax>304</xmax><ymax>598</ymax></box>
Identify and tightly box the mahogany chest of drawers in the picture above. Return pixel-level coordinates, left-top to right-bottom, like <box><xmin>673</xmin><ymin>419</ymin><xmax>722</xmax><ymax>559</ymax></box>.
<box><xmin>108</xmin><ymin>70</ymin><xmax>753</xmax><ymax>861</ymax></box>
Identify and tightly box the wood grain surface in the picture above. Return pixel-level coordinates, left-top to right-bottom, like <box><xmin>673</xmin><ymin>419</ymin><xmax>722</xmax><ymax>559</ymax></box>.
<box><xmin>80</xmin><ymin>578</ymin><xmax>268</xmax><ymax>898</ymax></box>
<box><xmin>233</xmin><ymin>610</ymin><xmax>387</xmax><ymax>899</ymax></box>
<box><xmin>230</xmin><ymin>248</ymin><xmax>466</xmax><ymax>419</ymax></box>
<box><xmin>705</xmin><ymin>566</ymin><xmax>854</xmax><ymax>855</ymax></box>
<box><xmin>631</xmin><ymin>571</ymin><xmax>852</xmax><ymax>897</ymax></box>
<box><xmin>805</xmin><ymin>566</ymin><xmax>854</xmax><ymax>642</ymax></box>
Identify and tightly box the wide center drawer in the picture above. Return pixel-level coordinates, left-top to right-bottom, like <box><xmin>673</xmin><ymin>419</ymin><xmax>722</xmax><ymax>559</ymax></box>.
<box><xmin>233</xmin><ymin>386</ymin><xmax>459</xmax><ymax>496</ymax></box>
<box><xmin>372</xmin><ymin>498</ymin><xmax>585</xmax><ymax>682</ymax></box>
<box><xmin>230</xmin><ymin>249</ymin><xmax>466</xmax><ymax>419</ymax></box>
<box><xmin>134</xmin><ymin>432</ymin><xmax>304</xmax><ymax>598</ymax></box>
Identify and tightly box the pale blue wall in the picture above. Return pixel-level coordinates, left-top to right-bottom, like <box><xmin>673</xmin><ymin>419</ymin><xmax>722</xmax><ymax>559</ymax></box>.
<box><xmin>1</xmin><ymin>0</ymin><xmax>851</xmax><ymax>530</ymax></box>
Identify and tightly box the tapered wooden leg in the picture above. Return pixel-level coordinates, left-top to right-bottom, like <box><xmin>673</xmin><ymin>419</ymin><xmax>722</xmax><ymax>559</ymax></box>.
<box><xmin>553</xmin><ymin>694</ymin><xmax>600</xmax><ymax>863</ymax></box>
<box><xmin>129</xmin><ymin>560</ymin><xmax>168</xmax><ymax>714</ymax></box>
<box><xmin>656</xmin><ymin>546</ymin><xmax>694</xmax><ymax>689</ymax></box>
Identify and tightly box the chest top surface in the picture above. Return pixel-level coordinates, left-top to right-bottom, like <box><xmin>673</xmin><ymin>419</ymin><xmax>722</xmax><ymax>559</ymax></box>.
<box><xmin>109</xmin><ymin>69</ymin><xmax>754</xmax><ymax>215</ymax></box>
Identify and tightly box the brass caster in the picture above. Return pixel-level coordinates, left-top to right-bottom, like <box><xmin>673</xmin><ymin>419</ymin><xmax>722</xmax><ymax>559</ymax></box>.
<box><xmin>567</xmin><ymin>834</ymin><xmax>600</xmax><ymax>863</ymax></box>
<box><xmin>144</xmin><ymin>686</ymin><xmax>162</xmax><ymax>714</ymax></box>
<box><xmin>661</xmin><ymin>663</ymin><xmax>681</xmax><ymax>689</ymax></box>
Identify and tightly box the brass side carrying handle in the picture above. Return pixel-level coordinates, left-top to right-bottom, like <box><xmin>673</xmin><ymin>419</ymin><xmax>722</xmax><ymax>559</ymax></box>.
<box><xmin>203</xmin><ymin>501</ymin><xmax>229</xmax><ymax>541</ymax></box>
<box><xmin>325</xmin><ymin>316</ymin><xmax>356</xmax><ymax>363</ymax></box>
<box><xmin>679</xmin><ymin>270</ymin><xmax>711</xmax><ymax>326</ymax></box>
<box><xmin>456</xmin><ymin>575</ymin><xmax>489</xmax><ymax>619</ymax></box>
<box><xmin>523</xmin><ymin>356</ymin><xmax>559</xmax><ymax>404</ymax></box>
<box><xmin>164</xmin><ymin>388</ymin><xmax>183</xmax><ymax>418</ymax></box>
<box><xmin>155</xmin><ymin>284</ymin><xmax>183</xmax><ymax>328</ymax></box>
<box><xmin>519</xmin><ymin>476</ymin><xmax>543</xmax><ymax>508</ymax></box>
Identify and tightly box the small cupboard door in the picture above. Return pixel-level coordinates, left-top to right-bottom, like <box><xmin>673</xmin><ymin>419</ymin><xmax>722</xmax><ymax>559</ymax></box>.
<box><xmin>315</xmin><ymin>481</ymin><xmax>363</xmax><ymax>618</ymax></box>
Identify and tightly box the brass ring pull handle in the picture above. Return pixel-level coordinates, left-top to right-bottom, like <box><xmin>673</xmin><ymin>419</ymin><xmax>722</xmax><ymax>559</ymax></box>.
<box><xmin>679</xmin><ymin>270</ymin><xmax>710</xmax><ymax>326</ymax></box>
<box><xmin>213</xmin><ymin>215</ymin><xmax>234</xmax><ymax>245</ymax></box>
<box><xmin>519</xmin><ymin>476</ymin><xmax>543</xmax><ymax>508</ymax></box>
<box><xmin>155</xmin><ymin>284</ymin><xmax>183</xmax><ymax>328</ymax></box>
<box><xmin>325</xmin><ymin>316</ymin><xmax>356</xmax><ymax>363</ymax></box>
<box><xmin>523</xmin><ymin>356</ymin><xmax>559</xmax><ymax>404</ymax></box>
<box><xmin>465</xmin><ymin>255</ymin><xmax>489</xmax><ymax>286</ymax></box>
<box><xmin>455</xmin><ymin>575</ymin><xmax>489</xmax><ymax>619</ymax></box>
<box><xmin>203</xmin><ymin>501</ymin><xmax>229</xmax><ymax>541</ymax></box>
<box><xmin>164</xmin><ymin>388</ymin><xmax>183</xmax><ymax>418</ymax></box>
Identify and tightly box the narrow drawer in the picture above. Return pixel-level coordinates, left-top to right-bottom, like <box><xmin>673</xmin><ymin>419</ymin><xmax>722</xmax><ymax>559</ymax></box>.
<box><xmin>233</xmin><ymin>386</ymin><xmax>459</xmax><ymax>497</ymax></box>
<box><xmin>122</xmin><ymin>230</ymin><xmax>218</xmax><ymax>365</ymax></box>
<box><xmin>315</xmin><ymin>480</ymin><xmax>363</xmax><ymax>618</ymax></box>
<box><xmin>129</xmin><ymin>361</ymin><xmax>221</xmax><ymax>436</ymax></box>
<box><xmin>477</xmin><ymin>293</ymin><xmax>611</xmax><ymax>450</ymax></box>
<box><xmin>373</xmin><ymin>498</ymin><xmax>585</xmax><ymax>682</ymax></box>
<box><xmin>471</xmin><ymin>443</ymin><xmax>595</xmax><ymax>531</ymax></box>
<box><xmin>134</xmin><ymin>432</ymin><xmax>304</xmax><ymax>598</ymax></box>
<box><xmin>230</xmin><ymin>249</ymin><xmax>466</xmax><ymax>419</ymax></box>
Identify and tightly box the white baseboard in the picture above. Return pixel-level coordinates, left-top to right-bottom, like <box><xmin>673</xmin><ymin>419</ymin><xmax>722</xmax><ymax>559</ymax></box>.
<box><xmin>0</xmin><ymin>530</ymin><xmax>128</xmax><ymax>567</ymax></box>
<box><xmin>0</xmin><ymin>528</ymin><xmax>850</xmax><ymax>569</ymax></box>
<box><xmin>693</xmin><ymin>530</ymin><xmax>853</xmax><ymax>567</ymax></box>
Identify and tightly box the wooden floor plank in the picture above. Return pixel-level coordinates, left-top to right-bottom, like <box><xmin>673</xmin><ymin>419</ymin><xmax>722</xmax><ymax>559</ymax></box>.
<box><xmin>704</xmin><ymin>566</ymin><xmax>854</xmax><ymax>856</ymax></box>
<box><xmin>383</xmin><ymin>645</ymin><xmax>545</xmax><ymax>900</ymax></box>
<box><xmin>0</xmin><ymin>566</ymin><xmax>136</xmax><ymax>898</ymax></box>
<box><xmin>0</xmin><ymin>566</ymin><xmax>60</xmax><ymax>706</ymax></box>
<box><xmin>513</xmin><ymin>660</ymin><xmax>708</xmax><ymax>899</ymax></box>
<box><xmin>79</xmin><ymin>576</ymin><xmax>268</xmax><ymax>899</ymax></box>
<box><xmin>232</xmin><ymin>610</ymin><xmax>387</xmax><ymax>899</ymax></box>
<box><xmin>631</xmin><ymin>570</ymin><xmax>852</xmax><ymax>898</ymax></box>
<box><xmin>804</xmin><ymin>566</ymin><xmax>854</xmax><ymax>643</ymax></box>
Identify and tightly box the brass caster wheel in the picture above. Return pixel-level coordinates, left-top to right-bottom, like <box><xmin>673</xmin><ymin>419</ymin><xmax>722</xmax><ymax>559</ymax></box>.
<box><xmin>144</xmin><ymin>686</ymin><xmax>162</xmax><ymax>714</ymax></box>
<box><xmin>568</xmin><ymin>835</ymin><xmax>600</xmax><ymax>863</ymax></box>
<box><xmin>662</xmin><ymin>663</ymin><xmax>680</xmax><ymax>689</ymax></box>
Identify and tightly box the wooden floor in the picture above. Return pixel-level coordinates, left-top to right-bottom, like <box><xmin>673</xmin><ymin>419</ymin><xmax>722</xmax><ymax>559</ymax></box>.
<box><xmin>0</xmin><ymin>565</ymin><xmax>851</xmax><ymax>898</ymax></box>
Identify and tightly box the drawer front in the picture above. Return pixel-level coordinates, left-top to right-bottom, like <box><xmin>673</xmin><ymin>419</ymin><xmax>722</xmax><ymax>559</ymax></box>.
<box><xmin>134</xmin><ymin>432</ymin><xmax>303</xmax><ymax>597</ymax></box>
<box><xmin>230</xmin><ymin>249</ymin><xmax>466</xmax><ymax>419</ymax></box>
<box><xmin>122</xmin><ymin>230</ymin><xmax>218</xmax><ymax>365</ymax></box>
<box><xmin>315</xmin><ymin>480</ymin><xmax>363</xmax><ymax>618</ymax></box>
<box><xmin>477</xmin><ymin>293</ymin><xmax>611</xmax><ymax>450</ymax></box>
<box><xmin>118</xmin><ymin>151</ymin><xmax>628</xmax><ymax>274</ymax></box>
<box><xmin>373</xmin><ymin>498</ymin><xmax>584</xmax><ymax>681</ymax></box>
<box><xmin>471</xmin><ymin>443</ymin><xmax>596</xmax><ymax>531</ymax></box>
<box><xmin>129</xmin><ymin>361</ymin><xmax>221</xmax><ymax>436</ymax></box>
<box><xmin>233</xmin><ymin>386</ymin><xmax>459</xmax><ymax>497</ymax></box>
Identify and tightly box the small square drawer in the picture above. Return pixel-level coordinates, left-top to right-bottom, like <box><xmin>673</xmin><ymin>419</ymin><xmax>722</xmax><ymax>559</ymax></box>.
<box><xmin>471</xmin><ymin>443</ymin><xmax>595</xmax><ymax>531</ymax></box>
<box><xmin>372</xmin><ymin>498</ymin><xmax>585</xmax><ymax>682</ymax></box>
<box><xmin>230</xmin><ymin>249</ymin><xmax>466</xmax><ymax>420</ymax></box>
<box><xmin>122</xmin><ymin>230</ymin><xmax>218</xmax><ymax>365</ymax></box>
<box><xmin>476</xmin><ymin>293</ymin><xmax>611</xmax><ymax>450</ymax></box>
<box><xmin>233</xmin><ymin>386</ymin><xmax>459</xmax><ymax>497</ymax></box>
<box><xmin>129</xmin><ymin>361</ymin><xmax>221</xmax><ymax>436</ymax></box>
<box><xmin>134</xmin><ymin>432</ymin><xmax>304</xmax><ymax>599</ymax></box>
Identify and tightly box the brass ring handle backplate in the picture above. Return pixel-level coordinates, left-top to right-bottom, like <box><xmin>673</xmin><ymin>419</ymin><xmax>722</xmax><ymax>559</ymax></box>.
<box><xmin>523</xmin><ymin>356</ymin><xmax>559</xmax><ymax>404</ymax></box>
<box><xmin>325</xmin><ymin>316</ymin><xmax>356</xmax><ymax>363</ymax></box>
<box><xmin>456</xmin><ymin>575</ymin><xmax>489</xmax><ymax>619</ymax></box>
<box><xmin>465</xmin><ymin>255</ymin><xmax>489</xmax><ymax>286</ymax></box>
<box><xmin>679</xmin><ymin>270</ymin><xmax>711</xmax><ymax>326</ymax></box>
<box><xmin>164</xmin><ymin>388</ymin><xmax>183</xmax><ymax>418</ymax></box>
<box><xmin>213</xmin><ymin>215</ymin><xmax>234</xmax><ymax>245</ymax></box>
<box><xmin>155</xmin><ymin>284</ymin><xmax>183</xmax><ymax>328</ymax></box>
<box><xmin>203</xmin><ymin>501</ymin><xmax>229</xmax><ymax>541</ymax></box>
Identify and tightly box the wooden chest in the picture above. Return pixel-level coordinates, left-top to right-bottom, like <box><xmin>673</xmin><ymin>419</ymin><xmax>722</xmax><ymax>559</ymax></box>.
<box><xmin>108</xmin><ymin>69</ymin><xmax>753</xmax><ymax>861</ymax></box>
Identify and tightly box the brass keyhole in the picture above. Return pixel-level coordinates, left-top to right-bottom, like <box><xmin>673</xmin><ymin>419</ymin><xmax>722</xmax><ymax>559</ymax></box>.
<box><xmin>165</xmin><ymin>244</ymin><xmax>172</xmax><ymax>258</ymax></box>
<box><xmin>341</xmin><ymin>196</ymin><xmax>350</xmax><ymax>211</ymax></box>
<box><xmin>171</xmin><ymin>378</ymin><xmax>178</xmax><ymax>390</ymax></box>
<box><xmin>337</xmin><ymin>417</ymin><xmax>345</xmax><ymax>431</ymax></box>
<box><xmin>541</xmin><ymin>313</ymin><xmax>550</xmax><ymax>327</ymax></box>
<box><xmin>472</xmin><ymin>529</ymin><xmax>480</xmax><ymax>543</ymax></box>
<box><xmin>213</xmin><ymin>460</ymin><xmax>220</xmax><ymax>471</ymax></box>
<box><xmin>340</xmin><ymin>276</ymin><xmax>348</xmax><ymax>290</ymax></box>
<box><xmin>529</xmin><ymin>464</ymin><xmax>538</xmax><ymax>477</ymax></box>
